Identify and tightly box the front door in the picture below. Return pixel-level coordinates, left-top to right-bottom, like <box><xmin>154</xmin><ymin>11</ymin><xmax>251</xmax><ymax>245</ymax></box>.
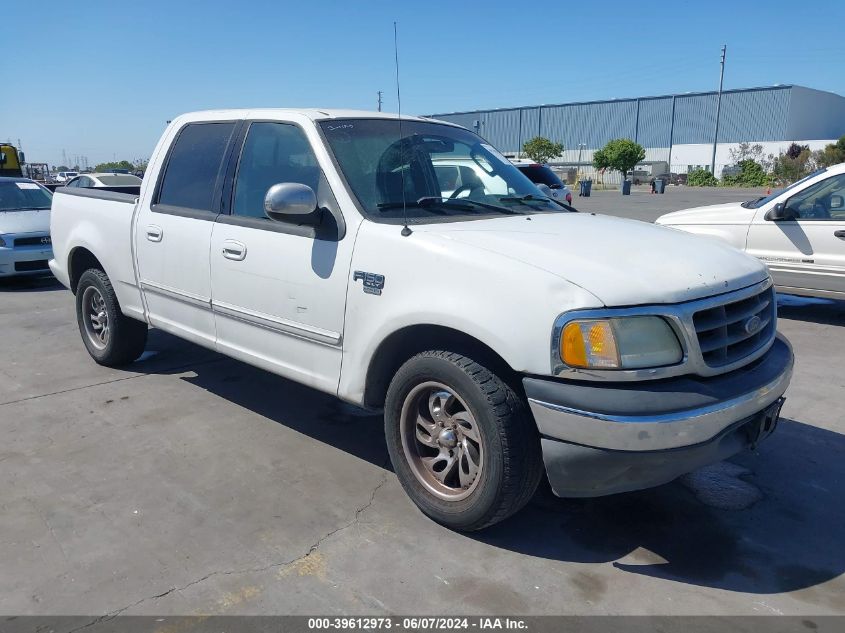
<box><xmin>209</xmin><ymin>120</ymin><xmax>353</xmax><ymax>394</ymax></box>
<box><xmin>747</xmin><ymin>172</ymin><xmax>845</xmax><ymax>297</ymax></box>
<box><xmin>134</xmin><ymin>120</ymin><xmax>239</xmax><ymax>348</ymax></box>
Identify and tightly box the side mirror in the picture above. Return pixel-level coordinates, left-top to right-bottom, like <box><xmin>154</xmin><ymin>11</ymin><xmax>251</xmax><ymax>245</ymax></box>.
<box><xmin>18</xmin><ymin>151</ymin><xmax>25</xmax><ymax>164</ymax></box>
<box><xmin>264</xmin><ymin>183</ymin><xmax>317</xmax><ymax>221</ymax></box>
<box><xmin>765</xmin><ymin>202</ymin><xmax>796</xmax><ymax>221</ymax></box>
<box><xmin>830</xmin><ymin>194</ymin><xmax>844</xmax><ymax>209</ymax></box>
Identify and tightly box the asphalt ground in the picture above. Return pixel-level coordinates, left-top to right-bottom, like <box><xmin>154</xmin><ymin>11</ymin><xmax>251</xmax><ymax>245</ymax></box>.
<box><xmin>0</xmin><ymin>186</ymin><xmax>842</xmax><ymax>620</ymax></box>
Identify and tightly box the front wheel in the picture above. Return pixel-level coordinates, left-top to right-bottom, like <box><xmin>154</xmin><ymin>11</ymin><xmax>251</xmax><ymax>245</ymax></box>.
<box><xmin>385</xmin><ymin>351</ymin><xmax>543</xmax><ymax>531</ymax></box>
<box><xmin>76</xmin><ymin>268</ymin><xmax>148</xmax><ymax>366</ymax></box>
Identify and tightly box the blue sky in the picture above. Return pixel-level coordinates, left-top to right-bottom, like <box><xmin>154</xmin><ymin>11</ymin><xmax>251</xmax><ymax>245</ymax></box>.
<box><xmin>3</xmin><ymin>0</ymin><xmax>845</xmax><ymax>167</ymax></box>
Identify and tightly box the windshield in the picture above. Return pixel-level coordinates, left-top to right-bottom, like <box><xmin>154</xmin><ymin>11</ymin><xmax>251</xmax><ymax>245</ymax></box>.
<box><xmin>319</xmin><ymin>119</ymin><xmax>561</xmax><ymax>222</ymax></box>
<box><xmin>517</xmin><ymin>164</ymin><xmax>565</xmax><ymax>189</ymax></box>
<box><xmin>0</xmin><ymin>180</ymin><xmax>53</xmax><ymax>211</ymax></box>
<box><xmin>96</xmin><ymin>174</ymin><xmax>141</xmax><ymax>186</ymax></box>
<box><xmin>741</xmin><ymin>168</ymin><xmax>827</xmax><ymax>208</ymax></box>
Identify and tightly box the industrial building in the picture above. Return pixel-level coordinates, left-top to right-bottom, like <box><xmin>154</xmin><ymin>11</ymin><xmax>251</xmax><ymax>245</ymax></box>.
<box><xmin>428</xmin><ymin>85</ymin><xmax>845</xmax><ymax>181</ymax></box>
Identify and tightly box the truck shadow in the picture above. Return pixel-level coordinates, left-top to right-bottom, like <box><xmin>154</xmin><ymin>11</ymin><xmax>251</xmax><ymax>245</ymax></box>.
<box><xmin>0</xmin><ymin>275</ymin><xmax>62</xmax><ymax>292</ymax></box>
<box><xmin>138</xmin><ymin>328</ymin><xmax>845</xmax><ymax>598</ymax></box>
<box><xmin>476</xmin><ymin>416</ymin><xmax>845</xmax><ymax>598</ymax></box>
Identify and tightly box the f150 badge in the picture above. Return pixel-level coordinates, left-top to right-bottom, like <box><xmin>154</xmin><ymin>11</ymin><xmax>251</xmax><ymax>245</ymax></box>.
<box><xmin>353</xmin><ymin>271</ymin><xmax>385</xmax><ymax>295</ymax></box>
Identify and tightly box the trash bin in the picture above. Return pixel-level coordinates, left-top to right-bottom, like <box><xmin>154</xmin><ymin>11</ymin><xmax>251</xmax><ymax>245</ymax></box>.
<box><xmin>579</xmin><ymin>179</ymin><xmax>592</xmax><ymax>197</ymax></box>
<box><xmin>654</xmin><ymin>178</ymin><xmax>666</xmax><ymax>194</ymax></box>
<box><xmin>621</xmin><ymin>180</ymin><xmax>632</xmax><ymax>195</ymax></box>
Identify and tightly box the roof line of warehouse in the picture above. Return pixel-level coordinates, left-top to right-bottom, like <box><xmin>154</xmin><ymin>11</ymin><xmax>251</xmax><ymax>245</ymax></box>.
<box><xmin>426</xmin><ymin>84</ymin><xmax>827</xmax><ymax>117</ymax></box>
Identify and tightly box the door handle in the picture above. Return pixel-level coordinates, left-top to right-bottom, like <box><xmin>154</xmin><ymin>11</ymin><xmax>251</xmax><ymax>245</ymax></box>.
<box><xmin>834</xmin><ymin>230</ymin><xmax>845</xmax><ymax>239</ymax></box>
<box><xmin>145</xmin><ymin>225</ymin><xmax>163</xmax><ymax>242</ymax></box>
<box><xmin>222</xmin><ymin>240</ymin><xmax>247</xmax><ymax>261</ymax></box>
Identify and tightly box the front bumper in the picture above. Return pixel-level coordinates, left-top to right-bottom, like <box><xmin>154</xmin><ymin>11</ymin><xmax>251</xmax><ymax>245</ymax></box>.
<box><xmin>525</xmin><ymin>334</ymin><xmax>793</xmax><ymax>497</ymax></box>
<box><xmin>0</xmin><ymin>244</ymin><xmax>53</xmax><ymax>277</ymax></box>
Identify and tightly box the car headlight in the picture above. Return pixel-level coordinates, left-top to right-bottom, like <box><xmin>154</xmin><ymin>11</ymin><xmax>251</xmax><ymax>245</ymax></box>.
<box><xmin>559</xmin><ymin>316</ymin><xmax>682</xmax><ymax>370</ymax></box>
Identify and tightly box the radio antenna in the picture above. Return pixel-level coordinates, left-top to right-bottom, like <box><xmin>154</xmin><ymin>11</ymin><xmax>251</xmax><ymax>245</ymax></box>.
<box><xmin>394</xmin><ymin>21</ymin><xmax>411</xmax><ymax>237</ymax></box>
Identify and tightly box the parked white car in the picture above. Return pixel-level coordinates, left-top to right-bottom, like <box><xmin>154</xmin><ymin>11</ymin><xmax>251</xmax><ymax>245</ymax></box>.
<box><xmin>65</xmin><ymin>173</ymin><xmax>142</xmax><ymax>188</ymax></box>
<box><xmin>0</xmin><ymin>177</ymin><xmax>53</xmax><ymax>277</ymax></box>
<box><xmin>657</xmin><ymin>163</ymin><xmax>845</xmax><ymax>299</ymax></box>
<box><xmin>49</xmin><ymin>109</ymin><xmax>792</xmax><ymax>530</ymax></box>
<box><xmin>54</xmin><ymin>171</ymin><xmax>78</xmax><ymax>183</ymax></box>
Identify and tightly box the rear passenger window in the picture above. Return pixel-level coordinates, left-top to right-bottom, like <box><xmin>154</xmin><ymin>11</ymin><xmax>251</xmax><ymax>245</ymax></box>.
<box><xmin>233</xmin><ymin>122</ymin><xmax>320</xmax><ymax>219</ymax></box>
<box><xmin>157</xmin><ymin>122</ymin><xmax>235</xmax><ymax>212</ymax></box>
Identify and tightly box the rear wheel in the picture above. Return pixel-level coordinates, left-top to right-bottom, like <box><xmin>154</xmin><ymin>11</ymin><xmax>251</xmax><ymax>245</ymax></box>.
<box><xmin>385</xmin><ymin>351</ymin><xmax>543</xmax><ymax>531</ymax></box>
<box><xmin>76</xmin><ymin>268</ymin><xmax>148</xmax><ymax>366</ymax></box>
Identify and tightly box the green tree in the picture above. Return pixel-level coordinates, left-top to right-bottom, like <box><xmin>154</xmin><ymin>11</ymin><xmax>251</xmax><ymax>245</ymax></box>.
<box><xmin>813</xmin><ymin>135</ymin><xmax>845</xmax><ymax>167</ymax></box>
<box><xmin>522</xmin><ymin>136</ymin><xmax>564</xmax><ymax>164</ymax></box>
<box><xmin>687</xmin><ymin>168</ymin><xmax>718</xmax><ymax>187</ymax></box>
<box><xmin>93</xmin><ymin>160</ymin><xmax>135</xmax><ymax>172</ymax></box>
<box><xmin>772</xmin><ymin>144</ymin><xmax>813</xmax><ymax>185</ymax></box>
<box><xmin>55</xmin><ymin>165</ymin><xmax>70</xmax><ymax>172</ymax></box>
<box><xmin>592</xmin><ymin>138</ymin><xmax>646</xmax><ymax>183</ymax></box>
<box><xmin>721</xmin><ymin>159</ymin><xmax>769</xmax><ymax>187</ymax></box>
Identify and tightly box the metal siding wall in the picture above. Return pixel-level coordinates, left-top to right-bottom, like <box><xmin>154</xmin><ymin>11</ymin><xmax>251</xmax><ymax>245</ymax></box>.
<box><xmin>636</xmin><ymin>97</ymin><xmax>673</xmax><ymax>147</ymax></box>
<box><xmin>482</xmin><ymin>109</ymin><xmax>522</xmax><ymax>152</ymax></box>
<box><xmin>672</xmin><ymin>94</ymin><xmax>717</xmax><ymax>145</ymax></box>
<box><xmin>718</xmin><ymin>88</ymin><xmax>789</xmax><ymax>141</ymax></box>
<box><xmin>430</xmin><ymin>86</ymin><xmax>822</xmax><ymax>153</ymax></box>
<box><xmin>541</xmin><ymin>100</ymin><xmax>637</xmax><ymax>148</ymax></box>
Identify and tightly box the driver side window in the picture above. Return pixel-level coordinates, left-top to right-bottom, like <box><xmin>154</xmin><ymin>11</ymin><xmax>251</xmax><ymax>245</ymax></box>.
<box><xmin>785</xmin><ymin>174</ymin><xmax>845</xmax><ymax>221</ymax></box>
<box><xmin>233</xmin><ymin>122</ymin><xmax>320</xmax><ymax>219</ymax></box>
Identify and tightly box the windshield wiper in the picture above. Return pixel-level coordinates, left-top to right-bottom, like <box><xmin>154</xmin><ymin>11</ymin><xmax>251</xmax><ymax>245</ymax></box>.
<box><xmin>378</xmin><ymin>197</ymin><xmax>520</xmax><ymax>215</ymax></box>
<box><xmin>499</xmin><ymin>193</ymin><xmax>576</xmax><ymax>213</ymax></box>
<box><xmin>1</xmin><ymin>206</ymin><xmax>51</xmax><ymax>211</ymax></box>
<box><xmin>741</xmin><ymin>197</ymin><xmax>765</xmax><ymax>209</ymax></box>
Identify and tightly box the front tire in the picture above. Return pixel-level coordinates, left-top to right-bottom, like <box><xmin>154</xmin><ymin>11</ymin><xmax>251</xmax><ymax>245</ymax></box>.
<box><xmin>76</xmin><ymin>268</ymin><xmax>148</xmax><ymax>366</ymax></box>
<box><xmin>385</xmin><ymin>351</ymin><xmax>543</xmax><ymax>531</ymax></box>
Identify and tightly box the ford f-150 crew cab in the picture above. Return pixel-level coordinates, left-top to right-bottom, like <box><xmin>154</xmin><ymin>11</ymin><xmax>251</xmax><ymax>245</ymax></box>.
<box><xmin>49</xmin><ymin>109</ymin><xmax>794</xmax><ymax>530</ymax></box>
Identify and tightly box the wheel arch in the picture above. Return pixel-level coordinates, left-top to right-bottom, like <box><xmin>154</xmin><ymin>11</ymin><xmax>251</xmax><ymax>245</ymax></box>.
<box><xmin>363</xmin><ymin>324</ymin><xmax>520</xmax><ymax>410</ymax></box>
<box><xmin>67</xmin><ymin>246</ymin><xmax>106</xmax><ymax>294</ymax></box>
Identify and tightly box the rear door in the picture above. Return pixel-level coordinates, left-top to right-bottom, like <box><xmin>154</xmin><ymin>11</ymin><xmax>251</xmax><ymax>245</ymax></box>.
<box><xmin>208</xmin><ymin>119</ymin><xmax>352</xmax><ymax>394</ymax></box>
<box><xmin>746</xmin><ymin>171</ymin><xmax>845</xmax><ymax>297</ymax></box>
<box><xmin>134</xmin><ymin>120</ymin><xmax>240</xmax><ymax>348</ymax></box>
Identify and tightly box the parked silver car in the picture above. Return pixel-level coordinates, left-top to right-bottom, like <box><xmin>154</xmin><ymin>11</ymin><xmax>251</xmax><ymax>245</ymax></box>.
<box><xmin>0</xmin><ymin>177</ymin><xmax>53</xmax><ymax>277</ymax></box>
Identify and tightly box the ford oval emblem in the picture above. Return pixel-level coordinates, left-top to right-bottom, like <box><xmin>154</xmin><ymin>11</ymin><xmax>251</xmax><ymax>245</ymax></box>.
<box><xmin>744</xmin><ymin>315</ymin><xmax>762</xmax><ymax>335</ymax></box>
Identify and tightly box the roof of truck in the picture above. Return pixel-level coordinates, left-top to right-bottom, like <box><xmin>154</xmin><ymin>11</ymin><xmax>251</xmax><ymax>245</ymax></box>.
<box><xmin>178</xmin><ymin>108</ymin><xmax>459</xmax><ymax>125</ymax></box>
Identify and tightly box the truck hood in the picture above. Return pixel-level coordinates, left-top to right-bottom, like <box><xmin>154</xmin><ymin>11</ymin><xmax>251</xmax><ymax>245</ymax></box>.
<box><xmin>656</xmin><ymin>201</ymin><xmax>755</xmax><ymax>225</ymax></box>
<box><xmin>0</xmin><ymin>209</ymin><xmax>51</xmax><ymax>235</ymax></box>
<box><xmin>419</xmin><ymin>212</ymin><xmax>767</xmax><ymax>306</ymax></box>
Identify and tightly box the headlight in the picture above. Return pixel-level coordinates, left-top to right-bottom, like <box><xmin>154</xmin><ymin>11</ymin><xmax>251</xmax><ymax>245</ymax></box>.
<box><xmin>560</xmin><ymin>316</ymin><xmax>682</xmax><ymax>370</ymax></box>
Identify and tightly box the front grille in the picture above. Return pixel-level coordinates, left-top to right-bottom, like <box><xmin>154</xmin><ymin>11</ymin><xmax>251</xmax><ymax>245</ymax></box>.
<box><xmin>693</xmin><ymin>286</ymin><xmax>775</xmax><ymax>367</ymax></box>
<box><xmin>14</xmin><ymin>235</ymin><xmax>51</xmax><ymax>247</ymax></box>
<box><xmin>14</xmin><ymin>260</ymin><xmax>49</xmax><ymax>272</ymax></box>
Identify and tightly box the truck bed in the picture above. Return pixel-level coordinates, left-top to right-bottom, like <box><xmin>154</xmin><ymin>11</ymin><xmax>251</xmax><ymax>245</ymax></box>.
<box><xmin>49</xmin><ymin>187</ymin><xmax>146</xmax><ymax>321</ymax></box>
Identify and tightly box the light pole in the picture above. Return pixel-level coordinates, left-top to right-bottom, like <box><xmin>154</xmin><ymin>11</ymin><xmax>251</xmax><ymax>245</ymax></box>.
<box><xmin>577</xmin><ymin>143</ymin><xmax>586</xmax><ymax>180</ymax></box>
<box><xmin>711</xmin><ymin>45</ymin><xmax>726</xmax><ymax>176</ymax></box>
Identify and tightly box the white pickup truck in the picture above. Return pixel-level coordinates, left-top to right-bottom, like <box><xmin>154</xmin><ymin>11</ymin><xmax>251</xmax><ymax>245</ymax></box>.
<box><xmin>50</xmin><ymin>109</ymin><xmax>793</xmax><ymax>530</ymax></box>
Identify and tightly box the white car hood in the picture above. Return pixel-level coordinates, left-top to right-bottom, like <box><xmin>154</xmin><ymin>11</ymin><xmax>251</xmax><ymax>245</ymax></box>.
<box><xmin>656</xmin><ymin>202</ymin><xmax>755</xmax><ymax>225</ymax></box>
<box><xmin>0</xmin><ymin>209</ymin><xmax>51</xmax><ymax>235</ymax></box>
<box><xmin>419</xmin><ymin>213</ymin><xmax>767</xmax><ymax>306</ymax></box>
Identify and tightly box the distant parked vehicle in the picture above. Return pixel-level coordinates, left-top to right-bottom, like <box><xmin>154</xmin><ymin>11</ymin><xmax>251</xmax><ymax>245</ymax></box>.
<box><xmin>65</xmin><ymin>173</ymin><xmax>142</xmax><ymax>189</ymax></box>
<box><xmin>0</xmin><ymin>177</ymin><xmax>53</xmax><ymax>277</ymax></box>
<box><xmin>656</xmin><ymin>163</ymin><xmax>845</xmax><ymax>299</ymax></box>
<box><xmin>55</xmin><ymin>171</ymin><xmax>79</xmax><ymax>183</ymax></box>
<box><xmin>510</xmin><ymin>160</ymin><xmax>573</xmax><ymax>204</ymax></box>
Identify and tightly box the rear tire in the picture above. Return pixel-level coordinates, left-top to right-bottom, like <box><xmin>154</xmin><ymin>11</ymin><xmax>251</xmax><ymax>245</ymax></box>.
<box><xmin>76</xmin><ymin>268</ymin><xmax>148</xmax><ymax>366</ymax></box>
<box><xmin>385</xmin><ymin>351</ymin><xmax>543</xmax><ymax>531</ymax></box>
